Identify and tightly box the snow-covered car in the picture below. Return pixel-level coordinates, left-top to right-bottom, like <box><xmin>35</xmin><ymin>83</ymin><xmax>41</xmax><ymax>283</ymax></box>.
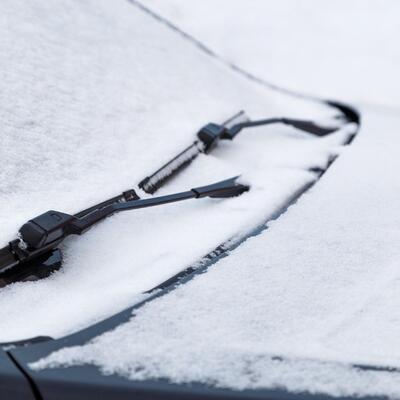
<box><xmin>1</xmin><ymin>1</ymin><xmax>399</xmax><ymax>400</ymax></box>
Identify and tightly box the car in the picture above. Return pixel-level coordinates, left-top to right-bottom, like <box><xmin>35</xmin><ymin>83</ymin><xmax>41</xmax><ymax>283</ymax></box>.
<box><xmin>2</xmin><ymin>1</ymin><xmax>398</xmax><ymax>400</ymax></box>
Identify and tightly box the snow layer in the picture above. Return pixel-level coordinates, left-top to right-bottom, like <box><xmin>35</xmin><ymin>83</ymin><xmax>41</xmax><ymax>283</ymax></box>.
<box><xmin>145</xmin><ymin>0</ymin><xmax>400</xmax><ymax>108</ymax></box>
<box><xmin>0</xmin><ymin>0</ymin><xmax>345</xmax><ymax>341</ymax></box>
<box><xmin>32</xmin><ymin>106</ymin><xmax>400</xmax><ymax>398</ymax></box>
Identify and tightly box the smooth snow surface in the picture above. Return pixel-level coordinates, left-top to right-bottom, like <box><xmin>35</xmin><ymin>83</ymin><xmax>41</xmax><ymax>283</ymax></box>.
<box><xmin>33</xmin><ymin>106</ymin><xmax>400</xmax><ymax>398</ymax></box>
<box><xmin>145</xmin><ymin>0</ymin><xmax>400</xmax><ymax>108</ymax></box>
<box><xmin>0</xmin><ymin>0</ymin><xmax>346</xmax><ymax>341</ymax></box>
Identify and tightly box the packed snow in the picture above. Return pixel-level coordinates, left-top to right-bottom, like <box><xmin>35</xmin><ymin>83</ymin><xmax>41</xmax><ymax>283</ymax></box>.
<box><xmin>32</xmin><ymin>105</ymin><xmax>400</xmax><ymax>398</ymax></box>
<box><xmin>0</xmin><ymin>0</ymin><xmax>345</xmax><ymax>341</ymax></box>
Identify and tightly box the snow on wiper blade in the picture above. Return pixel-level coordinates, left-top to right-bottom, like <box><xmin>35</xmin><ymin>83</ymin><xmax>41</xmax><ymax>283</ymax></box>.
<box><xmin>138</xmin><ymin>110</ymin><xmax>348</xmax><ymax>194</ymax></box>
<box><xmin>0</xmin><ymin>177</ymin><xmax>249</xmax><ymax>287</ymax></box>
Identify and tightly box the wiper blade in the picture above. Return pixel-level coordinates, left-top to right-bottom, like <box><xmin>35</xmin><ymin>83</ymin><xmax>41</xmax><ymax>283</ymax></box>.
<box><xmin>0</xmin><ymin>109</ymin><xmax>352</xmax><ymax>287</ymax></box>
<box><xmin>138</xmin><ymin>111</ymin><xmax>345</xmax><ymax>194</ymax></box>
<box><xmin>0</xmin><ymin>177</ymin><xmax>248</xmax><ymax>287</ymax></box>
<box><xmin>138</xmin><ymin>111</ymin><xmax>249</xmax><ymax>194</ymax></box>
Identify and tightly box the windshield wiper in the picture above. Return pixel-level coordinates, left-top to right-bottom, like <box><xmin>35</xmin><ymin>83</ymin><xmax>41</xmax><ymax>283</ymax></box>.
<box><xmin>138</xmin><ymin>110</ymin><xmax>345</xmax><ymax>194</ymax></box>
<box><xmin>0</xmin><ymin>177</ymin><xmax>248</xmax><ymax>287</ymax></box>
<box><xmin>0</xmin><ymin>107</ymin><xmax>354</xmax><ymax>288</ymax></box>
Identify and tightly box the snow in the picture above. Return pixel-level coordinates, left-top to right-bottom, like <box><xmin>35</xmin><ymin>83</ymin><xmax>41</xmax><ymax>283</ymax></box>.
<box><xmin>7</xmin><ymin>0</ymin><xmax>400</xmax><ymax>398</ymax></box>
<box><xmin>0</xmin><ymin>0</ymin><xmax>345</xmax><ymax>341</ymax></box>
<box><xmin>144</xmin><ymin>0</ymin><xmax>400</xmax><ymax>108</ymax></box>
<box><xmin>31</xmin><ymin>105</ymin><xmax>400</xmax><ymax>399</ymax></box>
<box><xmin>26</xmin><ymin>3</ymin><xmax>400</xmax><ymax>396</ymax></box>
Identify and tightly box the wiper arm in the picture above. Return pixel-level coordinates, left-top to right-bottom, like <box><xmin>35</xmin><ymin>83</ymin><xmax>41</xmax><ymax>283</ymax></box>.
<box><xmin>226</xmin><ymin>117</ymin><xmax>338</xmax><ymax>138</ymax></box>
<box><xmin>139</xmin><ymin>111</ymin><xmax>345</xmax><ymax>194</ymax></box>
<box><xmin>0</xmin><ymin>177</ymin><xmax>248</xmax><ymax>287</ymax></box>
